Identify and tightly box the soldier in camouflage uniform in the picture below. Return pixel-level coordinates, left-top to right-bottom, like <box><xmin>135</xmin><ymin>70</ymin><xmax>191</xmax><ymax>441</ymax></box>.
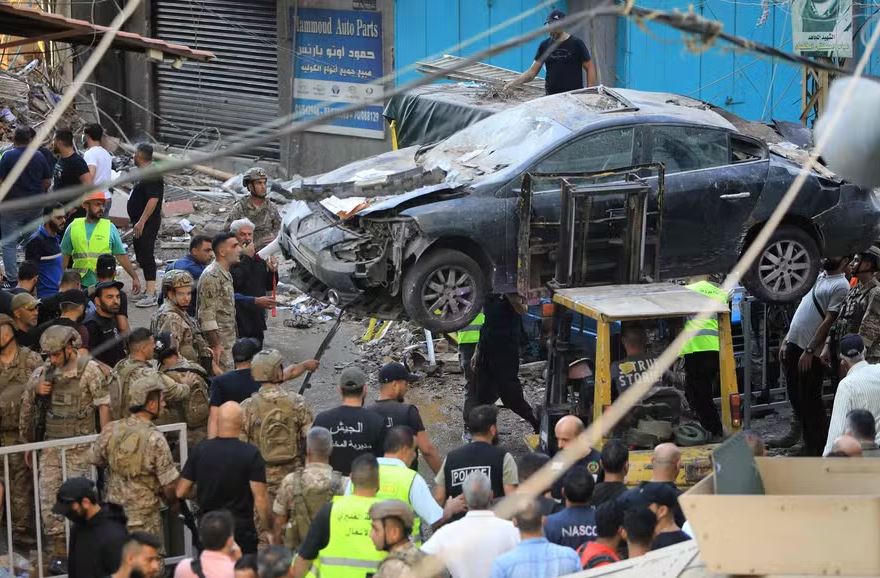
<box><xmin>155</xmin><ymin>331</ymin><xmax>210</xmax><ymax>447</ymax></box>
<box><xmin>108</xmin><ymin>327</ymin><xmax>159</xmax><ymax>421</ymax></box>
<box><xmin>20</xmin><ymin>325</ymin><xmax>111</xmax><ymax>557</ymax></box>
<box><xmin>240</xmin><ymin>349</ymin><xmax>315</xmax><ymax>544</ymax></box>
<box><xmin>153</xmin><ymin>270</ymin><xmax>214</xmax><ymax>374</ymax></box>
<box><xmin>224</xmin><ymin>167</ymin><xmax>281</xmax><ymax>251</ymax></box>
<box><xmin>91</xmin><ymin>374</ymin><xmax>179</xmax><ymax>546</ymax></box>
<box><xmin>370</xmin><ymin>500</ymin><xmax>426</xmax><ymax>578</ymax></box>
<box><xmin>272</xmin><ymin>425</ymin><xmax>346</xmax><ymax>548</ymax></box>
<box><xmin>825</xmin><ymin>247</ymin><xmax>880</xmax><ymax>373</ymax></box>
<box><xmin>198</xmin><ymin>233</ymin><xmax>241</xmax><ymax>373</ymax></box>
<box><xmin>0</xmin><ymin>314</ymin><xmax>41</xmax><ymax>545</ymax></box>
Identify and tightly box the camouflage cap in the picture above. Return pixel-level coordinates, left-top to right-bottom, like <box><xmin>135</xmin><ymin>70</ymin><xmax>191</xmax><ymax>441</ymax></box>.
<box><xmin>251</xmin><ymin>349</ymin><xmax>284</xmax><ymax>382</ymax></box>
<box><xmin>40</xmin><ymin>325</ymin><xmax>81</xmax><ymax>353</ymax></box>
<box><xmin>162</xmin><ymin>269</ymin><xmax>194</xmax><ymax>290</ymax></box>
<box><xmin>369</xmin><ymin>499</ymin><xmax>415</xmax><ymax>530</ymax></box>
<box><xmin>242</xmin><ymin>167</ymin><xmax>268</xmax><ymax>185</ymax></box>
<box><xmin>129</xmin><ymin>374</ymin><xmax>165</xmax><ymax>408</ymax></box>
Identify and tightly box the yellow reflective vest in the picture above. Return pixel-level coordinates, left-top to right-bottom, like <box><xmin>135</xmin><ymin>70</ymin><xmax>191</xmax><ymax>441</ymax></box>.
<box><xmin>310</xmin><ymin>495</ymin><xmax>386</xmax><ymax>578</ymax></box>
<box><xmin>453</xmin><ymin>312</ymin><xmax>484</xmax><ymax>345</ymax></box>
<box><xmin>69</xmin><ymin>218</ymin><xmax>112</xmax><ymax>281</ymax></box>
<box><xmin>376</xmin><ymin>463</ymin><xmax>420</xmax><ymax>539</ymax></box>
<box><xmin>681</xmin><ymin>281</ymin><xmax>728</xmax><ymax>355</ymax></box>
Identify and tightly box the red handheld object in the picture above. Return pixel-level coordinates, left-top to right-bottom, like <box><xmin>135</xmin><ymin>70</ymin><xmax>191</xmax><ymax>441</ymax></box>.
<box><xmin>271</xmin><ymin>271</ymin><xmax>277</xmax><ymax>318</ymax></box>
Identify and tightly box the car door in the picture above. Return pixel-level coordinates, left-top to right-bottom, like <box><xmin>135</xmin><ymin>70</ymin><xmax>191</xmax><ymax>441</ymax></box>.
<box><xmin>645</xmin><ymin>124</ymin><xmax>768</xmax><ymax>278</ymax></box>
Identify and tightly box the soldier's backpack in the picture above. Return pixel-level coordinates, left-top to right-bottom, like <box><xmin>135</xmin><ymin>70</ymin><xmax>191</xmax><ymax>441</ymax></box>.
<box><xmin>252</xmin><ymin>394</ymin><xmax>300</xmax><ymax>465</ymax></box>
<box><xmin>164</xmin><ymin>363</ymin><xmax>210</xmax><ymax>428</ymax></box>
<box><xmin>108</xmin><ymin>420</ymin><xmax>152</xmax><ymax>477</ymax></box>
<box><xmin>289</xmin><ymin>468</ymin><xmax>345</xmax><ymax>548</ymax></box>
<box><xmin>109</xmin><ymin>362</ymin><xmax>155</xmax><ymax>421</ymax></box>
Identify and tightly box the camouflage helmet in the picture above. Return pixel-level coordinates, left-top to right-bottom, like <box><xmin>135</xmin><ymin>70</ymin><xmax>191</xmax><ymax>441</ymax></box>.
<box><xmin>154</xmin><ymin>331</ymin><xmax>178</xmax><ymax>361</ymax></box>
<box><xmin>861</xmin><ymin>245</ymin><xmax>880</xmax><ymax>267</ymax></box>
<box><xmin>0</xmin><ymin>314</ymin><xmax>14</xmax><ymax>330</ymax></box>
<box><xmin>128</xmin><ymin>374</ymin><xmax>165</xmax><ymax>408</ymax></box>
<box><xmin>369</xmin><ymin>499</ymin><xmax>415</xmax><ymax>531</ymax></box>
<box><xmin>162</xmin><ymin>270</ymin><xmax>194</xmax><ymax>291</ymax></box>
<box><xmin>40</xmin><ymin>325</ymin><xmax>81</xmax><ymax>353</ymax></box>
<box><xmin>242</xmin><ymin>167</ymin><xmax>269</xmax><ymax>185</ymax></box>
<box><xmin>251</xmin><ymin>349</ymin><xmax>284</xmax><ymax>382</ymax></box>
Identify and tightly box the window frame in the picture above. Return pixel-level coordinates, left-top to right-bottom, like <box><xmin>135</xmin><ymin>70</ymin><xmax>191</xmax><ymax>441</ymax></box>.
<box><xmin>643</xmin><ymin>123</ymin><xmax>736</xmax><ymax>175</ymax></box>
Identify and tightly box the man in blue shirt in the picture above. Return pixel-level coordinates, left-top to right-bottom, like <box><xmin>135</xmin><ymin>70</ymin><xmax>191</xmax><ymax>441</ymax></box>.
<box><xmin>0</xmin><ymin>126</ymin><xmax>52</xmax><ymax>284</ymax></box>
<box><xmin>545</xmin><ymin>467</ymin><xmax>597</xmax><ymax>550</ymax></box>
<box><xmin>491</xmin><ymin>499</ymin><xmax>580</xmax><ymax>578</ymax></box>
<box><xmin>161</xmin><ymin>234</ymin><xmax>213</xmax><ymax>315</ymax></box>
<box><xmin>25</xmin><ymin>204</ymin><xmax>66</xmax><ymax>298</ymax></box>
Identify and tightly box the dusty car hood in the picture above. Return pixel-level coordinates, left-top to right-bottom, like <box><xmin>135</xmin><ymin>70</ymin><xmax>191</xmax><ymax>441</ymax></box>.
<box><xmin>356</xmin><ymin>183</ymin><xmax>455</xmax><ymax>216</ymax></box>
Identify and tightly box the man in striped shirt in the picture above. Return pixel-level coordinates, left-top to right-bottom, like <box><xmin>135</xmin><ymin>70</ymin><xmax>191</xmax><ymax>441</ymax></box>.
<box><xmin>823</xmin><ymin>334</ymin><xmax>880</xmax><ymax>456</ymax></box>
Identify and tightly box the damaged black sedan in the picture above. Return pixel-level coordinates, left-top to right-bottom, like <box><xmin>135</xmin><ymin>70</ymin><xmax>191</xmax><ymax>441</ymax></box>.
<box><xmin>280</xmin><ymin>87</ymin><xmax>880</xmax><ymax>333</ymax></box>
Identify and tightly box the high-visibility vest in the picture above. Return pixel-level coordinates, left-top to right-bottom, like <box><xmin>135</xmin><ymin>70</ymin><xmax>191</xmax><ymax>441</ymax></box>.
<box><xmin>454</xmin><ymin>312</ymin><xmax>484</xmax><ymax>344</ymax></box>
<box><xmin>680</xmin><ymin>281</ymin><xmax>728</xmax><ymax>355</ymax></box>
<box><xmin>310</xmin><ymin>495</ymin><xmax>386</xmax><ymax>578</ymax></box>
<box><xmin>376</xmin><ymin>463</ymin><xmax>420</xmax><ymax>539</ymax></box>
<box><xmin>69</xmin><ymin>218</ymin><xmax>112</xmax><ymax>280</ymax></box>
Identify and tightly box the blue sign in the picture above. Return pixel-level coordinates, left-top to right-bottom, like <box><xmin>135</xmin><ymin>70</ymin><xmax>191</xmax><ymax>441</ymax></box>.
<box><xmin>293</xmin><ymin>8</ymin><xmax>385</xmax><ymax>139</ymax></box>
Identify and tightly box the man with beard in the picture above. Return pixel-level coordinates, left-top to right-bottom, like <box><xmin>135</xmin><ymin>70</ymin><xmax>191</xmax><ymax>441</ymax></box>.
<box><xmin>369</xmin><ymin>362</ymin><xmax>443</xmax><ymax>474</ymax></box>
<box><xmin>224</xmin><ymin>167</ymin><xmax>281</xmax><ymax>252</ymax></box>
<box><xmin>433</xmin><ymin>405</ymin><xmax>518</xmax><ymax>517</ymax></box>
<box><xmin>0</xmin><ymin>314</ymin><xmax>41</xmax><ymax>547</ymax></box>
<box><xmin>32</xmin><ymin>289</ymin><xmax>90</xmax><ymax>352</ymax></box>
<box><xmin>109</xmin><ymin>532</ymin><xmax>164</xmax><ymax>578</ymax></box>
<box><xmin>229</xmin><ymin>218</ymin><xmax>276</xmax><ymax>345</ymax></box>
<box><xmin>20</xmin><ymin>325</ymin><xmax>111</xmax><ymax>562</ymax></box>
<box><xmin>198</xmin><ymin>233</ymin><xmax>241</xmax><ymax>372</ymax></box>
<box><xmin>91</xmin><ymin>374</ymin><xmax>180</xmax><ymax>545</ymax></box>
<box><xmin>52</xmin><ymin>477</ymin><xmax>128</xmax><ymax>578</ymax></box>
<box><xmin>85</xmin><ymin>280</ymin><xmax>127</xmax><ymax>367</ymax></box>
<box><xmin>61</xmin><ymin>191</ymin><xmax>141</xmax><ymax>293</ymax></box>
<box><xmin>25</xmin><ymin>204</ymin><xmax>67</xmax><ymax>298</ymax></box>
<box><xmin>9</xmin><ymin>293</ymin><xmax>40</xmax><ymax>349</ymax></box>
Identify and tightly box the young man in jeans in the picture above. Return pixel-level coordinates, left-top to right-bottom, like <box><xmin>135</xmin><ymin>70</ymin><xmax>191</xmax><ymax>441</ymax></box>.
<box><xmin>776</xmin><ymin>257</ymin><xmax>851</xmax><ymax>455</ymax></box>
<box><xmin>174</xmin><ymin>511</ymin><xmax>239</xmax><ymax>578</ymax></box>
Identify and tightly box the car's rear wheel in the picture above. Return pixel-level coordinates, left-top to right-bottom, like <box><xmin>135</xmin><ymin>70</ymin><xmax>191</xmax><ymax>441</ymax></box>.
<box><xmin>743</xmin><ymin>225</ymin><xmax>820</xmax><ymax>303</ymax></box>
<box><xmin>402</xmin><ymin>248</ymin><xmax>486</xmax><ymax>333</ymax></box>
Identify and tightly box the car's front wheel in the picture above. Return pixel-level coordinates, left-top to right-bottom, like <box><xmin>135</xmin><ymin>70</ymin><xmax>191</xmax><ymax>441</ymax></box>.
<box><xmin>402</xmin><ymin>248</ymin><xmax>487</xmax><ymax>333</ymax></box>
<box><xmin>743</xmin><ymin>225</ymin><xmax>820</xmax><ymax>303</ymax></box>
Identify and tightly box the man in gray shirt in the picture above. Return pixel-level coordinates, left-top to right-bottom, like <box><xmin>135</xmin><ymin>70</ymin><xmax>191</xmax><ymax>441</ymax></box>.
<box><xmin>774</xmin><ymin>257</ymin><xmax>851</xmax><ymax>455</ymax></box>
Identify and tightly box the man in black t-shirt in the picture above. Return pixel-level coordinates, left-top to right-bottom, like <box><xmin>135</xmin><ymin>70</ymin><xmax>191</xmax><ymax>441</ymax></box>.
<box><xmin>312</xmin><ymin>366</ymin><xmax>386</xmax><ymax>476</ymax></box>
<box><xmin>83</xmin><ymin>280</ymin><xmax>127</xmax><ymax>367</ymax></box>
<box><xmin>368</xmin><ymin>362</ymin><xmax>443</xmax><ymax>474</ymax></box>
<box><xmin>52</xmin><ymin>128</ymin><xmax>92</xmax><ymax>192</ymax></box>
<box><xmin>505</xmin><ymin>9</ymin><xmax>596</xmax><ymax>95</ymax></box>
<box><xmin>127</xmin><ymin>144</ymin><xmax>164</xmax><ymax>307</ymax></box>
<box><xmin>207</xmin><ymin>337</ymin><xmax>262</xmax><ymax>437</ymax></box>
<box><xmin>177</xmin><ymin>401</ymin><xmax>269</xmax><ymax>553</ymax></box>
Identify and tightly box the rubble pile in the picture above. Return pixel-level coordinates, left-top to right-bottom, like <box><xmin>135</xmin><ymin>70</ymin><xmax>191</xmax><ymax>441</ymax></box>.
<box><xmin>0</xmin><ymin>71</ymin><xmax>81</xmax><ymax>142</ymax></box>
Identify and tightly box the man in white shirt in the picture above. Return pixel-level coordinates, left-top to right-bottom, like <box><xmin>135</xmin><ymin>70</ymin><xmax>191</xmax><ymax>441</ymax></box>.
<box><xmin>82</xmin><ymin>124</ymin><xmax>113</xmax><ymax>200</ymax></box>
<box><xmin>775</xmin><ymin>257</ymin><xmax>851</xmax><ymax>455</ymax></box>
<box><xmin>422</xmin><ymin>472</ymin><xmax>519</xmax><ymax>578</ymax></box>
<box><xmin>823</xmin><ymin>334</ymin><xmax>880</xmax><ymax>455</ymax></box>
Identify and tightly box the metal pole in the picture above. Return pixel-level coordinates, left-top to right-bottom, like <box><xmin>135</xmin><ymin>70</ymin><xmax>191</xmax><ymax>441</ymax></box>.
<box><xmin>33</xmin><ymin>452</ymin><xmax>43</xmax><ymax>578</ymax></box>
<box><xmin>4</xmin><ymin>455</ymin><xmax>12</xmax><ymax>577</ymax></box>
<box><xmin>424</xmin><ymin>330</ymin><xmax>436</xmax><ymax>366</ymax></box>
<box><xmin>179</xmin><ymin>426</ymin><xmax>192</xmax><ymax>558</ymax></box>
<box><xmin>742</xmin><ymin>297</ymin><xmax>753</xmax><ymax>430</ymax></box>
<box><xmin>61</xmin><ymin>446</ymin><xmax>70</xmax><ymax>553</ymax></box>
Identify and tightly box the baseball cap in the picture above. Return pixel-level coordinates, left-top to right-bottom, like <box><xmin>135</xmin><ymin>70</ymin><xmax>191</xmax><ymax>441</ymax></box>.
<box><xmin>11</xmin><ymin>293</ymin><xmax>39</xmax><ymax>312</ymax></box>
<box><xmin>840</xmin><ymin>334</ymin><xmax>866</xmax><ymax>358</ymax></box>
<box><xmin>58</xmin><ymin>289</ymin><xmax>88</xmax><ymax>307</ymax></box>
<box><xmin>95</xmin><ymin>254</ymin><xmax>116</xmax><ymax>278</ymax></box>
<box><xmin>636</xmin><ymin>482</ymin><xmax>680</xmax><ymax>509</ymax></box>
<box><xmin>91</xmin><ymin>280</ymin><xmax>124</xmax><ymax>298</ymax></box>
<box><xmin>339</xmin><ymin>366</ymin><xmax>367</xmax><ymax>391</ymax></box>
<box><xmin>52</xmin><ymin>477</ymin><xmax>97</xmax><ymax>515</ymax></box>
<box><xmin>378</xmin><ymin>362</ymin><xmax>418</xmax><ymax>384</ymax></box>
<box><xmin>545</xmin><ymin>9</ymin><xmax>565</xmax><ymax>23</ymax></box>
<box><xmin>232</xmin><ymin>337</ymin><xmax>262</xmax><ymax>363</ymax></box>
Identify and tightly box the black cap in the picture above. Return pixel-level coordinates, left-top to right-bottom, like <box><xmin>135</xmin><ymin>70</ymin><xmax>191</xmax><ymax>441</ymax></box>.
<box><xmin>545</xmin><ymin>9</ymin><xmax>565</xmax><ymax>23</ymax></box>
<box><xmin>379</xmin><ymin>362</ymin><xmax>418</xmax><ymax>384</ymax></box>
<box><xmin>95</xmin><ymin>254</ymin><xmax>116</xmax><ymax>278</ymax></box>
<box><xmin>58</xmin><ymin>289</ymin><xmax>88</xmax><ymax>307</ymax></box>
<box><xmin>840</xmin><ymin>334</ymin><xmax>866</xmax><ymax>358</ymax></box>
<box><xmin>232</xmin><ymin>337</ymin><xmax>262</xmax><ymax>363</ymax></box>
<box><xmin>637</xmin><ymin>482</ymin><xmax>680</xmax><ymax>509</ymax></box>
<box><xmin>52</xmin><ymin>477</ymin><xmax>97</xmax><ymax>515</ymax></box>
<box><xmin>91</xmin><ymin>280</ymin><xmax>124</xmax><ymax>298</ymax></box>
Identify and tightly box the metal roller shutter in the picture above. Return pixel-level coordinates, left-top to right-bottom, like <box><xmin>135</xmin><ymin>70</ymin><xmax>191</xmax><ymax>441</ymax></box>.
<box><xmin>153</xmin><ymin>0</ymin><xmax>280</xmax><ymax>159</ymax></box>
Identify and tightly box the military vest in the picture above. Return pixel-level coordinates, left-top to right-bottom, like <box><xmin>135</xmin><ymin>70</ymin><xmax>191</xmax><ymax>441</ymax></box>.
<box><xmin>162</xmin><ymin>361</ymin><xmax>210</xmax><ymax>429</ymax></box>
<box><xmin>0</xmin><ymin>348</ymin><xmax>38</xmax><ymax>445</ymax></box>
<box><xmin>251</xmin><ymin>393</ymin><xmax>302</xmax><ymax>465</ymax></box>
<box><xmin>288</xmin><ymin>467</ymin><xmax>345</xmax><ymax>549</ymax></box>
<box><xmin>311</xmin><ymin>495</ymin><xmax>386</xmax><ymax>578</ymax></box>
<box><xmin>108</xmin><ymin>418</ymin><xmax>153</xmax><ymax>478</ymax></box>
<box><xmin>45</xmin><ymin>357</ymin><xmax>96</xmax><ymax>440</ymax></box>
<box><xmin>834</xmin><ymin>281</ymin><xmax>880</xmax><ymax>339</ymax></box>
<box><xmin>153</xmin><ymin>304</ymin><xmax>211</xmax><ymax>361</ymax></box>
<box><xmin>154</xmin><ymin>373</ymin><xmax>188</xmax><ymax>426</ymax></box>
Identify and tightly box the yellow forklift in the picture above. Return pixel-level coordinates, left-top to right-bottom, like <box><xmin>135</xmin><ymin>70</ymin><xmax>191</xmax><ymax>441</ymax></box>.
<box><xmin>519</xmin><ymin>166</ymin><xmax>743</xmax><ymax>487</ymax></box>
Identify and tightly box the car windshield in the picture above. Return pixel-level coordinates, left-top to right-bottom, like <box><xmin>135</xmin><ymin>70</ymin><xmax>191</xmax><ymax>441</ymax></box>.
<box><xmin>418</xmin><ymin>90</ymin><xmax>628</xmax><ymax>187</ymax></box>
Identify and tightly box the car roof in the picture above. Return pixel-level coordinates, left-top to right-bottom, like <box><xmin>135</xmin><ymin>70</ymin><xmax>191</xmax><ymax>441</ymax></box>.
<box><xmin>540</xmin><ymin>86</ymin><xmax>738</xmax><ymax>133</ymax></box>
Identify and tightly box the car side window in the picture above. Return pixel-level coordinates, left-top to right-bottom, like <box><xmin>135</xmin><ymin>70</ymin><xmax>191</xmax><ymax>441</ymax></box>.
<box><xmin>649</xmin><ymin>126</ymin><xmax>729</xmax><ymax>173</ymax></box>
<box><xmin>533</xmin><ymin>127</ymin><xmax>635</xmax><ymax>175</ymax></box>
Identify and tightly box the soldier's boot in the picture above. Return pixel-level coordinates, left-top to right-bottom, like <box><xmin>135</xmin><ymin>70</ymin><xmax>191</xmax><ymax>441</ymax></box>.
<box><xmin>767</xmin><ymin>417</ymin><xmax>802</xmax><ymax>448</ymax></box>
